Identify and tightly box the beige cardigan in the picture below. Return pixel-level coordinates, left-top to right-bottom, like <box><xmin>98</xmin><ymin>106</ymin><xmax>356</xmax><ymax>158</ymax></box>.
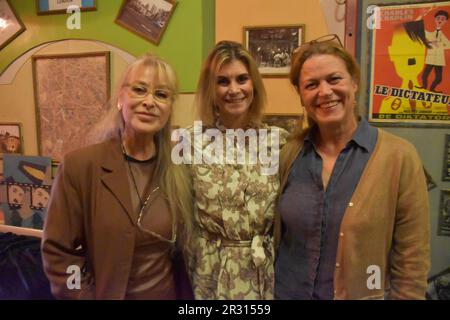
<box><xmin>274</xmin><ymin>129</ymin><xmax>430</xmax><ymax>299</ymax></box>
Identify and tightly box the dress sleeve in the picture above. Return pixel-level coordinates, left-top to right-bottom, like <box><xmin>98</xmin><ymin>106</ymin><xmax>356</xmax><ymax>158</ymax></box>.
<box><xmin>388</xmin><ymin>144</ymin><xmax>430</xmax><ymax>300</ymax></box>
<box><xmin>41</xmin><ymin>156</ymin><xmax>95</xmax><ymax>299</ymax></box>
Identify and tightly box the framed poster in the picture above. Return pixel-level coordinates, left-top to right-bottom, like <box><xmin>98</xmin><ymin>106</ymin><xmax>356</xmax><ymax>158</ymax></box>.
<box><xmin>443</xmin><ymin>133</ymin><xmax>450</xmax><ymax>180</ymax></box>
<box><xmin>438</xmin><ymin>189</ymin><xmax>450</xmax><ymax>236</ymax></box>
<box><xmin>244</xmin><ymin>25</ymin><xmax>305</xmax><ymax>77</ymax></box>
<box><xmin>0</xmin><ymin>123</ymin><xmax>23</xmax><ymax>156</ymax></box>
<box><xmin>32</xmin><ymin>52</ymin><xmax>110</xmax><ymax>161</ymax></box>
<box><xmin>115</xmin><ymin>0</ymin><xmax>177</xmax><ymax>45</ymax></box>
<box><xmin>0</xmin><ymin>0</ymin><xmax>26</xmax><ymax>50</ymax></box>
<box><xmin>356</xmin><ymin>0</ymin><xmax>450</xmax><ymax>127</ymax></box>
<box><xmin>36</xmin><ymin>0</ymin><xmax>96</xmax><ymax>15</ymax></box>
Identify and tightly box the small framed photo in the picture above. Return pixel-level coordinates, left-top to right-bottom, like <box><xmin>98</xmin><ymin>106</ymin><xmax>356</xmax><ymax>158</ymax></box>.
<box><xmin>443</xmin><ymin>134</ymin><xmax>450</xmax><ymax>181</ymax></box>
<box><xmin>438</xmin><ymin>189</ymin><xmax>450</xmax><ymax>236</ymax></box>
<box><xmin>36</xmin><ymin>0</ymin><xmax>97</xmax><ymax>15</ymax></box>
<box><xmin>0</xmin><ymin>0</ymin><xmax>26</xmax><ymax>50</ymax></box>
<box><xmin>244</xmin><ymin>25</ymin><xmax>305</xmax><ymax>77</ymax></box>
<box><xmin>115</xmin><ymin>0</ymin><xmax>177</xmax><ymax>45</ymax></box>
<box><xmin>423</xmin><ymin>166</ymin><xmax>437</xmax><ymax>191</ymax></box>
<box><xmin>0</xmin><ymin>123</ymin><xmax>23</xmax><ymax>155</ymax></box>
<box><xmin>32</xmin><ymin>52</ymin><xmax>110</xmax><ymax>162</ymax></box>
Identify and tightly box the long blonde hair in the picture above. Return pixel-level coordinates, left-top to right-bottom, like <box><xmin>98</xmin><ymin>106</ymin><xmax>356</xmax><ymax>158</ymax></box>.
<box><xmin>195</xmin><ymin>40</ymin><xmax>266</xmax><ymax>127</ymax></box>
<box><xmin>90</xmin><ymin>53</ymin><xmax>194</xmax><ymax>252</ymax></box>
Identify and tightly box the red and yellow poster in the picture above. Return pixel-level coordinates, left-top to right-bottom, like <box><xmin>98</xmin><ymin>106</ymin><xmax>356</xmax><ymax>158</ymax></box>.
<box><xmin>369</xmin><ymin>1</ymin><xmax>450</xmax><ymax>125</ymax></box>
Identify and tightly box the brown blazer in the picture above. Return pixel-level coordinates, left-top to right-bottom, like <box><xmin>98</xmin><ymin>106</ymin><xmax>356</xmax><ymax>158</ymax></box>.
<box><xmin>41</xmin><ymin>138</ymin><xmax>193</xmax><ymax>299</ymax></box>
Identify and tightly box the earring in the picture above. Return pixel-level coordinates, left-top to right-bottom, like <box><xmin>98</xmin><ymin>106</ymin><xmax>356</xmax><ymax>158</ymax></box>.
<box><xmin>117</xmin><ymin>103</ymin><xmax>122</xmax><ymax>111</ymax></box>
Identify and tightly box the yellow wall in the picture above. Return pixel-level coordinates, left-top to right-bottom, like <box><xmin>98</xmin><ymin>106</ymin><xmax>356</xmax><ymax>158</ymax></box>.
<box><xmin>216</xmin><ymin>0</ymin><xmax>331</xmax><ymax>115</ymax></box>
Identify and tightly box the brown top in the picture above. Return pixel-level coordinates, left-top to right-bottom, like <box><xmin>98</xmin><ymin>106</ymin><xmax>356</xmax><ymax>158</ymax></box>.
<box><xmin>124</xmin><ymin>156</ymin><xmax>176</xmax><ymax>300</ymax></box>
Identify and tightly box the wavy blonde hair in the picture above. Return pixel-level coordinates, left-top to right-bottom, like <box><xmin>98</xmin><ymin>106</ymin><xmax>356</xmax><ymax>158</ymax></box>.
<box><xmin>195</xmin><ymin>40</ymin><xmax>267</xmax><ymax>127</ymax></box>
<box><xmin>89</xmin><ymin>53</ymin><xmax>194</xmax><ymax>252</ymax></box>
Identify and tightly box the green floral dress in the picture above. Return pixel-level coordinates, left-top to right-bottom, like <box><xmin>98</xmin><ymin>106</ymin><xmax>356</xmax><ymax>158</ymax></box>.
<box><xmin>188</xmin><ymin>124</ymin><xmax>288</xmax><ymax>299</ymax></box>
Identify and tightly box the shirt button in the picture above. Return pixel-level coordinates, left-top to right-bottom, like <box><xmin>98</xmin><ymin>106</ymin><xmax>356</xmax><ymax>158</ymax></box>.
<box><xmin>336</xmin><ymin>262</ymin><xmax>340</xmax><ymax>268</ymax></box>
<box><xmin>348</xmin><ymin>202</ymin><xmax>354</xmax><ymax>207</ymax></box>
<box><xmin>340</xmin><ymin>232</ymin><xmax>344</xmax><ymax>237</ymax></box>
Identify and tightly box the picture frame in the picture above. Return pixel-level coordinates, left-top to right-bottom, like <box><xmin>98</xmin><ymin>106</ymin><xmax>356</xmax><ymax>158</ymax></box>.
<box><xmin>0</xmin><ymin>0</ymin><xmax>26</xmax><ymax>51</ymax></box>
<box><xmin>115</xmin><ymin>0</ymin><xmax>177</xmax><ymax>45</ymax></box>
<box><xmin>244</xmin><ymin>25</ymin><xmax>305</xmax><ymax>77</ymax></box>
<box><xmin>36</xmin><ymin>0</ymin><xmax>97</xmax><ymax>15</ymax></box>
<box><xmin>442</xmin><ymin>134</ymin><xmax>450</xmax><ymax>181</ymax></box>
<box><xmin>0</xmin><ymin>123</ymin><xmax>23</xmax><ymax>156</ymax></box>
<box><xmin>32</xmin><ymin>52</ymin><xmax>110</xmax><ymax>162</ymax></box>
<box><xmin>354</xmin><ymin>0</ymin><xmax>450</xmax><ymax>127</ymax></box>
<box><xmin>262</xmin><ymin>113</ymin><xmax>303</xmax><ymax>134</ymax></box>
<box><xmin>438</xmin><ymin>189</ymin><xmax>450</xmax><ymax>236</ymax></box>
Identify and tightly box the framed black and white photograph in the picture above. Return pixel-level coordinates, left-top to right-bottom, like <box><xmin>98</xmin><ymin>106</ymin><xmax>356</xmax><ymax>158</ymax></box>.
<box><xmin>438</xmin><ymin>189</ymin><xmax>450</xmax><ymax>236</ymax></box>
<box><xmin>443</xmin><ymin>134</ymin><xmax>450</xmax><ymax>181</ymax></box>
<box><xmin>0</xmin><ymin>0</ymin><xmax>25</xmax><ymax>50</ymax></box>
<box><xmin>244</xmin><ymin>25</ymin><xmax>305</xmax><ymax>77</ymax></box>
<box><xmin>115</xmin><ymin>0</ymin><xmax>177</xmax><ymax>45</ymax></box>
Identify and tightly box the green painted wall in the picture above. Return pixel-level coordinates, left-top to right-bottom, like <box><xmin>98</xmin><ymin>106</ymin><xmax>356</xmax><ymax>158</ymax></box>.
<box><xmin>0</xmin><ymin>0</ymin><xmax>215</xmax><ymax>92</ymax></box>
